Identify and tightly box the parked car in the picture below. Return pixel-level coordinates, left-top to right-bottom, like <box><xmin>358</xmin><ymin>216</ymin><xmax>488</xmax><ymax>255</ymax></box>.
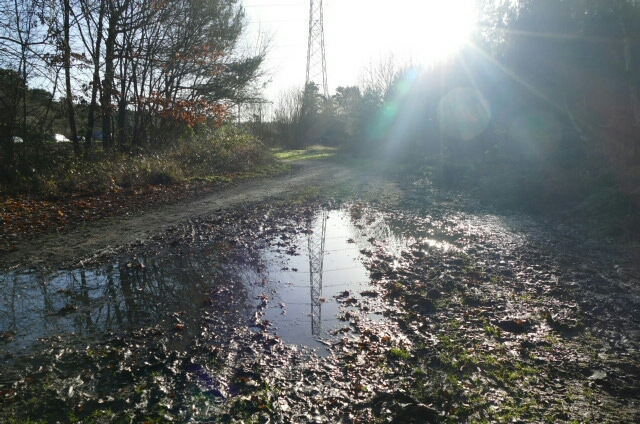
<box><xmin>12</xmin><ymin>136</ymin><xmax>23</xmax><ymax>143</ymax></box>
<box><xmin>54</xmin><ymin>134</ymin><xmax>70</xmax><ymax>142</ymax></box>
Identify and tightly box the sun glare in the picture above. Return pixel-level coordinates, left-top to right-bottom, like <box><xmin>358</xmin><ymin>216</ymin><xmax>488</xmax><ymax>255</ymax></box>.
<box><xmin>400</xmin><ymin>1</ymin><xmax>478</xmax><ymax>65</ymax></box>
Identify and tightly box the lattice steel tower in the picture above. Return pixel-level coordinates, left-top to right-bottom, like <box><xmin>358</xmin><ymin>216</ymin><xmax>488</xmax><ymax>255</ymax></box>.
<box><xmin>306</xmin><ymin>1</ymin><xmax>328</xmax><ymax>336</ymax></box>
<box><xmin>308</xmin><ymin>211</ymin><xmax>327</xmax><ymax>336</ymax></box>
<box><xmin>305</xmin><ymin>0</ymin><xmax>328</xmax><ymax>97</ymax></box>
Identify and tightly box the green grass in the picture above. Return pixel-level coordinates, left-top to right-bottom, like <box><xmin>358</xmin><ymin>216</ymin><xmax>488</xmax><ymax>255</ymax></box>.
<box><xmin>388</xmin><ymin>347</ymin><xmax>411</xmax><ymax>361</ymax></box>
<box><xmin>271</xmin><ymin>145</ymin><xmax>338</xmax><ymax>161</ymax></box>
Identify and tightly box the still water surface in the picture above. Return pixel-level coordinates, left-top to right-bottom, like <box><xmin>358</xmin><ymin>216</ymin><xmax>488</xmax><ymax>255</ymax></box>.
<box><xmin>1</xmin><ymin>207</ymin><xmax>426</xmax><ymax>359</ymax></box>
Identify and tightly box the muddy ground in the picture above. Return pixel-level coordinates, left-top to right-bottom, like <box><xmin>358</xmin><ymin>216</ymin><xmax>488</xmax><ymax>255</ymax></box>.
<box><xmin>0</xmin><ymin>161</ymin><xmax>352</xmax><ymax>270</ymax></box>
<box><xmin>1</xmin><ymin>160</ymin><xmax>639</xmax><ymax>423</ymax></box>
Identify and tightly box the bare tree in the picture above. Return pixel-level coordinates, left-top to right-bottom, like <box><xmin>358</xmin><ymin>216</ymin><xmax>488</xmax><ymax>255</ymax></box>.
<box><xmin>0</xmin><ymin>70</ymin><xmax>24</xmax><ymax>172</ymax></box>
<box><xmin>62</xmin><ymin>0</ymin><xmax>80</xmax><ymax>155</ymax></box>
<box><xmin>273</xmin><ymin>86</ymin><xmax>303</xmax><ymax>148</ymax></box>
<box><xmin>101</xmin><ymin>0</ymin><xmax>130</xmax><ymax>151</ymax></box>
<box><xmin>2</xmin><ymin>0</ymin><xmax>266</xmax><ymax>157</ymax></box>
<box><xmin>358</xmin><ymin>54</ymin><xmax>402</xmax><ymax>102</ymax></box>
<box><xmin>74</xmin><ymin>0</ymin><xmax>106</xmax><ymax>153</ymax></box>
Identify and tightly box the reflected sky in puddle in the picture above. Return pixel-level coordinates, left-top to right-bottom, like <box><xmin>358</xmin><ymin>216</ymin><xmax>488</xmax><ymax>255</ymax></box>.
<box><xmin>236</xmin><ymin>207</ymin><xmax>521</xmax><ymax>353</ymax></box>
<box><xmin>0</xmin><ymin>204</ymin><xmax>522</xmax><ymax>360</ymax></box>
<box><xmin>0</xmin><ymin>254</ymin><xmax>241</xmax><ymax>359</ymax></box>
<box><xmin>202</xmin><ymin>207</ymin><xmax>414</xmax><ymax>354</ymax></box>
<box><xmin>246</xmin><ymin>209</ymin><xmax>377</xmax><ymax>352</ymax></box>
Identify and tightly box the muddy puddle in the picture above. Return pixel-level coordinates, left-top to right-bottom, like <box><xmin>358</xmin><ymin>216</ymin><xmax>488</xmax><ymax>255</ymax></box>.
<box><xmin>247</xmin><ymin>208</ymin><xmax>413</xmax><ymax>353</ymax></box>
<box><xmin>0</xmin><ymin>255</ymin><xmax>242</xmax><ymax>359</ymax></box>
<box><xmin>0</xmin><ymin>206</ymin><xmax>416</xmax><ymax>361</ymax></box>
<box><xmin>2</xmin><ymin>200</ymin><xmax>639</xmax><ymax>422</ymax></box>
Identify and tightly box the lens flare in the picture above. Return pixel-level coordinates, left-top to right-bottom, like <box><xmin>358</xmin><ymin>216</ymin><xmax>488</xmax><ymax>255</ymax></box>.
<box><xmin>437</xmin><ymin>87</ymin><xmax>491</xmax><ymax>141</ymax></box>
<box><xmin>509</xmin><ymin>111</ymin><xmax>562</xmax><ymax>159</ymax></box>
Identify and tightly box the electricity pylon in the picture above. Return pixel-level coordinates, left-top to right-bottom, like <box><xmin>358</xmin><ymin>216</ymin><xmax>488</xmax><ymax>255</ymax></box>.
<box><xmin>306</xmin><ymin>2</ymin><xmax>328</xmax><ymax>335</ymax></box>
<box><xmin>305</xmin><ymin>0</ymin><xmax>328</xmax><ymax>98</ymax></box>
<box><xmin>308</xmin><ymin>210</ymin><xmax>327</xmax><ymax>336</ymax></box>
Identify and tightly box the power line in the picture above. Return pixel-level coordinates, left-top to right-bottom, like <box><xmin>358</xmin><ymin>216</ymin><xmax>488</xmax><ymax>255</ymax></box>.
<box><xmin>284</xmin><ymin>281</ymin><xmax>370</xmax><ymax>288</ymax></box>
<box><xmin>246</xmin><ymin>19</ymin><xmax>306</xmax><ymax>24</ymax></box>
<box><xmin>244</xmin><ymin>2</ymin><xmax>307</xmax><ymax>7</ymax></box>
<box><xmin>280</xmin><ymin>265</ymin><xmax>365</xmax><ymax>274</ymax></box>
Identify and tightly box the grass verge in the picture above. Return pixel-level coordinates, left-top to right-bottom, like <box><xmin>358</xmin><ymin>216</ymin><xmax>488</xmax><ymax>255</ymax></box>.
<box><xmin>1</xmin><ymin>126</ymin><xmax>284</xmax><ymax>198</ymax></box>
<box><xmin>271</xmin><ymin>145</ymin><xmax>338</xmax><ymax>161</ymax></box>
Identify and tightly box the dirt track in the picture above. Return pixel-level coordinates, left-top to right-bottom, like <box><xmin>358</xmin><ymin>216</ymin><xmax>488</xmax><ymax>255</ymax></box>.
<box><xmin>1</xmin><ymin>160</ymin><xmax>351</xmax><ymax>270</ymax></box>
<box><xmin>2</xmin><ymin>159</ymin><xmax>640</xmax><ymax>423</ymax></box>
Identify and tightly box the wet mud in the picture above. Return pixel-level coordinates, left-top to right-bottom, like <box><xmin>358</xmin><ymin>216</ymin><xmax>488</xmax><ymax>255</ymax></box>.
<box><xmin>1</xmin><ymin>167</ymin><xmax>639</xmax><ymax>422</ymax></box>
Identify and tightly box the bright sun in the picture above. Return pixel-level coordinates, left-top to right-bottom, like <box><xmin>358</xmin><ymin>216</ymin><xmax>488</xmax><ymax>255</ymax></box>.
<box><xmin>392</xmin><ymin>1</ymin><xmax>478</xmax><ymax>65</ymax></box>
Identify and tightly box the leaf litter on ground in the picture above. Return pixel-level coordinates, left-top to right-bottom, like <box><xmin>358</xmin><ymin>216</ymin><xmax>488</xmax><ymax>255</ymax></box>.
<box><xmin>1</xmin><ymin>181</ymin><xmax>639</xmax><ymax>423</ymax></box>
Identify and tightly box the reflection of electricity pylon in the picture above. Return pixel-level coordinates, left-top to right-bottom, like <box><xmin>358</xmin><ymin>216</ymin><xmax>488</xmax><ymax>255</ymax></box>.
<box><xmin>306</xmin><ymin>0</ymin><xmax>328</xmax><ymax>97</ymax></box>
<box><xmin>308</xmin><ymin>211</ymin><xmax>327</xmax><ymax>337</ymax></box>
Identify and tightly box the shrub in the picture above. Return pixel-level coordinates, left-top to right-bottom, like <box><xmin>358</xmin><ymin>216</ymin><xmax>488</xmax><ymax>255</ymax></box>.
<box><xmin>0</xmin><ymin>125</ymin><xmax>274</xmax><ymax>197</ymax></box>
<box><xmin>171</xmin><ymin>125</ymin><xmax>273</xmax><ymax>176</ymax></box>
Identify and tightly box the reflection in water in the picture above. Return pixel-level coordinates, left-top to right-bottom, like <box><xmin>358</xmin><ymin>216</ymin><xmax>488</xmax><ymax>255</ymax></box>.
<box><xmin>1</xmin><ymin>204</ymin><xmax>507</xmax><ymax>360</ymax></box>
<box><xmin>308</xmin><ymin>210</ymin><xmax>327</xmax><ymax>337</ymax></box>
<box><xmin>0</xmin><ymin>251</ymin><xmax>251</xmax><ymax>360</ymax></box>
<box><xmin>241</xmin><ymin>210</ymin><xmax>364</xmax><ymax>351</ymax></box>
<box><xmin>240</xmin><ymin>208</ymin><xmax>413</xmax><ymax>352</ymax></box>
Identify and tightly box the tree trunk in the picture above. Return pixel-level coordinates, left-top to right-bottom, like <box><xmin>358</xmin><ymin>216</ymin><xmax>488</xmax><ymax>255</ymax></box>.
<box><xmin>63</xmin><ymin>0</ymin><xmax>80</xmax><ymax>156</ymax></box>
<box><xmin>101</xmin><ymin>0</ymin><xmax>131</xmax><ymax>152</ymax></box>
<box><xmin>117</xmin><ymin>96</ymin><xmax>127</xmax><ymax>151</ymax></box>
<box><xmin>0</xmin><ymin>70</ymin><xmax>22</xmax><ymax>178</ymax></box>
<box><xmin>101</xmin><ymin>3</ymin><xmax>120</xmax><ymax>153</ymax></box>
<box><xmin>616</xmin><ymin>4</ymin><xmax>640</xmax><ymax>158</ymax></box>
<box><xmin>83</xmin><ymin>0</ymin><xmax>106</xmax><ymax>156</ymax></box>
<box><xmin>117</xmin><ymin>50</ymin><xmax>130</xmax><ymax>151</ymax></box>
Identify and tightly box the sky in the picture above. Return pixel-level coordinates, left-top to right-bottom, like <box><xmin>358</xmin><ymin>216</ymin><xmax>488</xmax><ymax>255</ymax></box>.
<box><xmin>241</xmin><ymin>0</ymin><xmax>479</xmax><ymax>104</ymax></box>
